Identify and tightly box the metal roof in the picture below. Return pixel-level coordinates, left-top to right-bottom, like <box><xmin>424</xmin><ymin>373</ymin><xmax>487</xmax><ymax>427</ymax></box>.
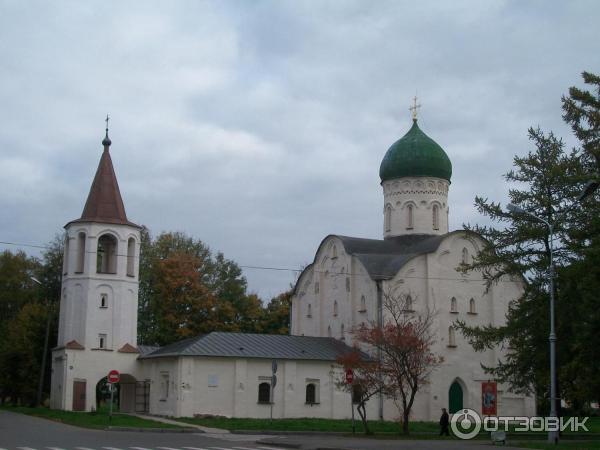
<box><xmin>139</xmin><ymin>332</ymin><xmax>359</xmax><ymax>361</ymax></box>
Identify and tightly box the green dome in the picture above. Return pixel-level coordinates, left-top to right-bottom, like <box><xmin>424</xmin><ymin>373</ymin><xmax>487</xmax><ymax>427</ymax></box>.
<box><xmin>379</xmin><ymin>120</ymin><xmax>452</xmax><ymax>182</ymax></box>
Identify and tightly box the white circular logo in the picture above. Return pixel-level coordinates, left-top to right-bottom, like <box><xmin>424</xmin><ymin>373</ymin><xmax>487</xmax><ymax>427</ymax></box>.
<box><xmin>450</xmin><ymin>408</ymin><xmax>482</xmax><ymax>439</ymax></box>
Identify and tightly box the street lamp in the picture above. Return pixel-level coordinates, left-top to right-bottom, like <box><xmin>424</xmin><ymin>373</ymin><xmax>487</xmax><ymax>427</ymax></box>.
<box><xmin>30</xmin><ymin>276</ymin><xmax>52</xmax><ymax>408</ymax></box>
<box><xmin>507</xmin><ymin>179</ymin><xmax>598</xmax><ymax>444</ymax></box>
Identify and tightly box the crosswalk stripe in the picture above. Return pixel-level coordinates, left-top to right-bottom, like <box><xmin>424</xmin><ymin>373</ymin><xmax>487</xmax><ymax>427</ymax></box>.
<box><xmin>75</xmin><ymin>447</ymin><xmax>96</xmax><ymax>450</ymax></box>
<box><xmin>18</xmin><ymin>447</ymin><xmax>37</xmax><ymax>450</ymax></box>
<box><xmin>47</xmin><ymin>447</ymin><xmax>67</xmax><ymax>450</ymax></box>
<box><xmin>257</xmin><ymin>447</ymin><xmax>287</xmax><ymax>450</ymax></box>
<box><xmin>233</xmin><ymin>447</ymin><xmax>262</xmax><ymax>450</ymax></box>
<box><xmin>103</xmin><ymin>447</ymin><xmax>124</xmax><ymax>450</ymax></box>
<box><xmin>182</xmin><ymin>447</ymin><xmax>210</xmax><ymax>450</ymax></box>
<box><xmin>130</xmin><ymin>447</ymin><xmax>153</xmax><ymax>450</ymax></box>
<box><xmin>157</xmin><ymin>447</ymin><xmax>181</xmax><ymax>450</ymax></box>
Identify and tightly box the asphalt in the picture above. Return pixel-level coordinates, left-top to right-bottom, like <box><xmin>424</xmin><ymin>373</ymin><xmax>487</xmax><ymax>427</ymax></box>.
<box><xmin>0</xmin><ymin>409</ymin><xmax>530</xmax><ymax>450</ymax></box>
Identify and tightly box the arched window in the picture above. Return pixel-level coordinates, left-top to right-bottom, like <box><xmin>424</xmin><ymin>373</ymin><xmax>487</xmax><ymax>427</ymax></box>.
<box><xmin>97</xmin><ymin>234</ymin><xmax>117</xmax><ymax>274</ymax></box>
<box><xmin>405</xmin><ymin>295</ymin><xmax>413</xmax><ymax>312</ymax></box>
<box><xmin>76</xmin><ymin>232</ymin><xmax>86</xmax><ymax>273</ymax></box>
<box><xmin>327</xmin><ymin>325</ymin><xmax>332</xmax><ymax>337</ymax></box>
<box><xmin>385</xmin><ymin>204</ymin><xmax>392</xmax><ymax>232</ymax></box>
<box><xmin>63</xmin><ymin>236</ymin><xmax>70</xmax><ymax>275</ymax></box>
<box><xmin>462</xmin><ymin>247</ymin><xmax>469</xmax><ymax>265</ymax></box>
<box><xmin>307</xmin><ymin>303</ymin><xmax>312</xmax><ymax>317</ymax></box>
<box><xmin>306</xmin><ymin>383</ymin><xmax>316</xmax><ymax>404</ymax></box>
<box><xmin>448</xmin><ymin>327</ymin><xmax>456</xmax><ymax>347</ymax></box>
<box><xmin>433</xmin><ymin>204</ymin><xmax>440</xmax><ymax>230</ymax></box>
<box><xmin>469</xmin><ymin>298</ymin><xmax>476</xmax><ymax>314</ymax></box>
<box><xmin>340</xmin><ymin>323</ymin><xmax>345</xmax><ymax>340</ymax></box>
<box><xmin>346</xmin><ymin>277</ymin><xmax>350</xmax><ymax>292</ymax></box>
<box><xmin>314</xmin><ymin>282</ymin><xmax>319</xmax><ymax>294</ymax></box>
<box><xmin>127</xmin><ymin>237</ymin><xmax>135</xmax><ymax>277</ymax></box>
<box><xmin>407</xmin><ymin>204</ymin><xmax>414</xmax><ymax>229</ymax></box>
<box><xmin>100</xmin><ymin>293</ymin><xmax>108</xmax><ymax>308</ymax></box>
<box><xmin>332</xmin><ymin>245</ymin><xmax>337</xmax><ymax>259</ymax></box>
<box><xmin>450</xmin><ymin>297</ymin><xmax>457</xmax><ymax>313</ymax></box>
<box><xmin>360</xmin><ymin>295</ymin><xmax>366</xmax><ymax>312</ymax></box>
<box><xmin>333</xmin><ymin>300</ymin><xmax>338</xmax><ymax>317</ymax></box>
<box><xmin>258</xmin><ymin>382</ymin><xmax>271</xmax><ymax>403</ymax></box>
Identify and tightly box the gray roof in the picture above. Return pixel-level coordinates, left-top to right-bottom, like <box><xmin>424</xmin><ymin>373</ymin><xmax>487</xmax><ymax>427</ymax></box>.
<box><xmin>139</xmin><ymin>332</ymin><xmax>360</xmax><ymax>361</ymax></box>
<box><xmin>138</xmin><ymin>344</ymin><xmax>161</xmax><ymax>356</ymax></box>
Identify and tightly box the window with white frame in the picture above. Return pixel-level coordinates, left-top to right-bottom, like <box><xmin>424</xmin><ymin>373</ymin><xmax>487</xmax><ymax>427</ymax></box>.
<box><xmin>359</xmin><ymin>295</ymin><xmax>366</xmax><ymax>312</ymax></box>
<box><xmin>450</xmin><ymin>297</ymin><xmax>458</xmax><ymax>313</ymax></box>
<box><xmin>160</xmin><ymin>372</ymin><xmax>169</xmax><ymax>400</ymax></box>
<box><xmin>469</xmin><ymin>298</ymin><xmax>476</xmax><ymax>314</ymax></box>
<box><xmin>448</xmin><ymin>327</ymin><xmax>456</xmax><ymax>347</ymax></box>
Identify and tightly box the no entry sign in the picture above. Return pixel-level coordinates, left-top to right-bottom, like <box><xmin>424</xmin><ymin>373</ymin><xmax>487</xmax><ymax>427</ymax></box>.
<box><xmin>345</xmin><ymin>368</ymin><xmax>354</xmax><ymax>384</ymax></box>
<box><xmin>107</xmin><ymin>369</ymin><xmax>120</xmax><ymax>384</ymax></box>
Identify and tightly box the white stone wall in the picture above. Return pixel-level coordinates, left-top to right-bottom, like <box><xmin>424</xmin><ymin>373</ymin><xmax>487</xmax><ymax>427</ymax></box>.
<box><xmin>382</xmin><ymin>177</ymin><xmax>449</xmax><ymax>237</ymax></box>
<box><xmin>141</xmin><ymin>356</ymin><xmax>378</xmax><ymax>420</ymax></box>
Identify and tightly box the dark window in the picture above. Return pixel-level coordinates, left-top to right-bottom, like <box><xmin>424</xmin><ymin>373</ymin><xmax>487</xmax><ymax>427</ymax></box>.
<box><xmin>97</xmin><ymin>234</ymin><xmax>117</xmax><ymax>274</ymax></box>
<box><xmin>306</xmin><ymin>383</ymin><xmax>316</xmax><ymax>404</ymax></box>
<box><xmin>258</xmin><ymin>382</ymin><xmax>271</xmax><ymax>403</ymax></box>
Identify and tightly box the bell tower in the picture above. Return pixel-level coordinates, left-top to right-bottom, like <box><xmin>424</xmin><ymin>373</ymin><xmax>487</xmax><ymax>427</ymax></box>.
<box><xmin>51</xmin><ymin>120</ymin><xmax>142</xmax><ymax>411</ymax></box>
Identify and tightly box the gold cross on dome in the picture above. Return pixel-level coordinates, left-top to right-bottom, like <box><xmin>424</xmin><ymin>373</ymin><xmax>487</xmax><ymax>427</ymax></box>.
<box><xmin>409</xmin><ymin>96</ymin><xmax>421</xmax><ymax>120</ymax></box>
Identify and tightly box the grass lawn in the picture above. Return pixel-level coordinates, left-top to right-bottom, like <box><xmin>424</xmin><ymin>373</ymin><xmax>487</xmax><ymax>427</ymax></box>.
<box><xmin>177</xmin><ymin>416</ymin><xmax>441</xmax><ymax>434</ymax></box>
<box><xmin>0</xmin><ymin>405</ymin><xmax>183</xmax><ymax>430</ymax></box>
<box><xmin>515</xmin><ymin>441</ymin><xmax>600</xmax><ymax>450</ymax></box>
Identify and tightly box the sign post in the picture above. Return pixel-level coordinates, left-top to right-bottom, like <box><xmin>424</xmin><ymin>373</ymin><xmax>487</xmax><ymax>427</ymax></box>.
<box><xmin>346</xmin><ymin>369</ymin><xmax>355</xmax><ymax>434</ymax></box>
<box><xmin>107</xmin><ymin>370</ymin><xmax>120</xmax><ymax>425</ymax></box>
<box><xmin>270</xmin><ymin>360</ymin><xmax>277</xmax><ymax>423</ymax></box>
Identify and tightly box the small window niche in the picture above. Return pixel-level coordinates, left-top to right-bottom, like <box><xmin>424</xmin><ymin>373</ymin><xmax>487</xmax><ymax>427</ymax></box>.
<box><xmin>76</xmin><ymin>232</ymin><xmax>86</xmax><ymax>273</ymax></box>
<box><xmin>407</xmin><ymin>204</ymin><xmax>414</xmax><ymax>229</ymax></box>
<box><xmin>333</xmin><ymin>300</ymin><xmax>338</xmax><ymax>317</ymax></box>
<box><xmin>448</xmin><ymin>327</ymin><xmax>457</xmax><ymax>347</ymax></box>
<box><xmin>359</xmin><ymin>295</ymin><xmax>367</xmax><ymax>312</ymax></box>
<box><xmin>468</xmin><ymin>298</ymin><xmax>477</xmax><ymax>315</ymax></box>
<box><xmin>258</xmin><ymin>381</ymin><xmax>271</xmax><ymax>404</ymax></box>
<box><xmin>314</xmin><ymin>282</ymin><xmax>319</xmax><ymax>294</ymax></box>
<box><xmin>450</xmin><ymin>297</ymin><xmax>458</xmax><ymax>313</ymax></box>
<box><xmin>340</xmin><ymin>323</ymin><xmax>345</xmax><ymax>341</ymax></box>
<box><xmin>98</xmin><ymin>333</ymin><xmax>107</xmax><ymax>349</ymax></box>
<box><xmin>160</xmin><ymin>372</ymin><xmax>170</xmax><ymax>401</ymax></box>
<box><xmin>63</xmin><ymin>236</ymin><xmax>70</xmax><ymax>275</ymax></box>
<box><xmin>432</xmin><ymin>204</ymin><xmax>440</xmax><ymax>230</ymax></box>
<box><xmin>100</xmin><ymin>293</ymin><xmax>108</xmax><ymax>309</ymax></box>
<box><xmin>385</xmin><ymin>204</ymin><xmax>392</xmax><ymax>232</ymax></box>
<box><xmin>97</xmin><ymin>234</ymin><xmax>117</xmax><ymax>274</ymax></box>
<box><xmin>305</xmin><ymin>379</ymin><xmax>320</xmax><ymax>405</ymax></box>
<box><xmin>404</xmin><ymin>295</ymin><xmax>414</xmax><ymax>312</ymax></box>
<box><xmin>461</xmin><ymin>247</ymin><xmax>469</xmax><ymax>265</ymax></box>
<box><xmin>345</xmin><ymin>277</ymin><xmax>350</xmax><ymax>292</ymax></box>
<box><xmin>307</xmin><ymin>303</ymin><xmax>312</xmax><ymax>318</ymax></box>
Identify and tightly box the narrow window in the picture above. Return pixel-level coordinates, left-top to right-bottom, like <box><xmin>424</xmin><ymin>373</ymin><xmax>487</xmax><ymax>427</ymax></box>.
<box><xmin>450</xmin><ymin>297</ymin><xmax>457</xmax><ymax>313</ymax></box>
<box><xmin>99</xmin><ymin>333</ymin><xmax>107</xmax><ymax>349</ymax></box>
<box><xmin>360</xmin><ymin>295</ymin><xmax>366</xmax><ymax>312</ymax></box>
<box><xmin>448</xmin><ymin>327</ymin><xmax>456</xmax><ymax>347</ymax></box>
<box><xmin>385</xmin><ymin>204</ymin><xmax>392</xmax><ymax>232</ymax></box>
<box><xmin>433</xmin><ymin>204</ymin><xmax>440</xmax><ymax>230</ymax></box>
<box><xmin>469</xmin><ymin>298</ymin><xmax>476</xmax><ymax>314</ymax></box>
<box><xmin>307</xmin><ymin>303</ymin><xmax>312</xmax><ymax>318</ymax></box>
<box><xmin>333</xmin><ymin>300</ymin><xmax>338</xmax><ymax>317</ymax></box>
<box><xmin>76</xmin><ymin>232</ymin><xmax>86</xmax><ymax>273</ymax></box>
<box><xmin>97</xmin><ymin>234</ymin><xmax>117</xmax><ymax>274</ymax></box>
<box><xmin>127</xmin><ymin>237</ymin><xmax>135</xmax><ymax>277</ymax></box>
<box><xmin>405</xmin><ymin>295</ymin><xmax>413</xmax><ymax>312</ymax></box>
<box><xmin>306</xmin><ymin>383</ymin><xmax>316</xmax><ymax>404</ymax></box>
<box><xmin>63</xmin><ymin>236</ymin><xmax>70</xmax><ymax>275</ymax></box>
<box><xmin>314</xmin><ymin>282</ymin><xmax>319</xmax><ymax>294</ymax></box>
<box><xmin>258</xmin><ymin>382</ymin><xmax>271</xmax><ymax>403</ymax></box>
<box><xmin>462</xmin><ymin>247</ymin><xmax>469</xmax><ymax>265</ymax></box>
<box><xmin>327</xmin><ymin>325</ymin><xmax>332</xmax><ymax>337</ymax></box>
<box><xmin>332</xmin><ymin>245</ymin><xmax>337</xmax><ymax>259</ymax></box>
<box><xmin>100</xmin><ymin>293</ymin><xmax>108</xmax><ymax>308</ymax></box>
<box><xmin>340</xmin><ymin>323</ymin><xmax>345</xmax><ymax>341</ymax></box>
<box><xmin>160</xmin><ymin>372</ymin><xmax>169</xmax><ymax>400</ymax></box>
<box><xmin>407</xmin><ymin>204</ymin><xmax>414</xmax><ymax>229</ymax></box>
<box><xmin>345</xmin><ymin>277</ymin><xmax>350</xmax><ymax>292</ymax></box>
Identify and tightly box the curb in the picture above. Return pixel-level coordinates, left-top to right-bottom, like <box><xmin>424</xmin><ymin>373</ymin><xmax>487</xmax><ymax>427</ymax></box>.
<box><xmin>234</xmin><ymin>430</ymin><xmax>350</xmax><ymax>436</ymax></box>
<box><xmin>256</xmin><ymin>440</ymin><xmax>303</xmax><ymax>449</ymax></box>
<box><xmin>106</xmin><ymin>426</ymin><xmax>200</xmax><ymax>433</ymax></box>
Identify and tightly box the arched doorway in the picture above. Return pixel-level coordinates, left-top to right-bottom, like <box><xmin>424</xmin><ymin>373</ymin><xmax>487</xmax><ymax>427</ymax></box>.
<box><xmin>95</xmin><ymin>373</ymin><xmax>147</xmax><ymax>413</ymax></box>
<box><xmin>449</xmin><ymin>380</ymin><xmax>464</xmax><ymax>413</ymax></box>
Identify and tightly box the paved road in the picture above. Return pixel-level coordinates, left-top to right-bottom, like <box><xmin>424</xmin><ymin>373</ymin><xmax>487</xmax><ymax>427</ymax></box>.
<box><xmin>0</xmin><ymin>410</ymin><xmax>527</xmax><ymax>450</ymax></box>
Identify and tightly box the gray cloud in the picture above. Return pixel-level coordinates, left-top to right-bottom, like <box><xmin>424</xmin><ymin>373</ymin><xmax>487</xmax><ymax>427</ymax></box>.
<box><xmin>1</xmin><ymin>0</ymin><xmax>598</xmax><ymax>300</ymax></box>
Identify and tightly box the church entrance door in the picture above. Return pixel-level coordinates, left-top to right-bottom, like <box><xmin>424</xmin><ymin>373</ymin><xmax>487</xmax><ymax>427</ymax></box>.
<box><xmin>72</xmin><ymin>380</ymin><xmax>86</xmax><ymax>411</ymax></box>
<box><xmin>449</xmin><ymin>381</ymin><xmax>463</xmax><ymax>413</ymax></box>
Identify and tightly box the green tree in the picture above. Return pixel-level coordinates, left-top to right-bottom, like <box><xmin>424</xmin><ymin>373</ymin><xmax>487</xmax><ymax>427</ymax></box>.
<box><xmin>260</xmin><ymin>290</ymin><xmax>291</xmax><ymax>335</ymax></box>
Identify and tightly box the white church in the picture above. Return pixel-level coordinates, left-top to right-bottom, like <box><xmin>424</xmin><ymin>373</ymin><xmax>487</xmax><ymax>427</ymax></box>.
<box><xmin>50</xmin><ymin>113</ymin><xmax>535</xmax><ymax>421</ymax></box>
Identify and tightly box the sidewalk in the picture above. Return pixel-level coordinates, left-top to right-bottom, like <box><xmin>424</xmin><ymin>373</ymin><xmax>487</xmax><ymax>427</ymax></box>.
<box><xmin>130</xmin><ymin>413</ymin><xmax>230</xmax><ymax>434</ymax></box>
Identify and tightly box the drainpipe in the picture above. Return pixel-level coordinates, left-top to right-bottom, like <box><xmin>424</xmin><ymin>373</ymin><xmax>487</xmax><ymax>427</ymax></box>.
<box><xmin>376</xmin><ymin>280</ymin><xmax>384</xmax><ymax>421</ymax></box>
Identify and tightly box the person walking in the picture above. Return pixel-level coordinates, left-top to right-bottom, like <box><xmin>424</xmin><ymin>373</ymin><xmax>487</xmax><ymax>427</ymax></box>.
<box><xmin>440</xmin><ymin>408</ymin><xmax>450</xmax><ymax>436</ymax></box>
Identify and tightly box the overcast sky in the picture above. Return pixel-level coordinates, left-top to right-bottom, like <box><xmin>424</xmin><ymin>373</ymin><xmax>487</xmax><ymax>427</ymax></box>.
<box><xmin>1</xmin><ymin>0</ymin><xmax>598</xmax><ymax>300</ymax></box>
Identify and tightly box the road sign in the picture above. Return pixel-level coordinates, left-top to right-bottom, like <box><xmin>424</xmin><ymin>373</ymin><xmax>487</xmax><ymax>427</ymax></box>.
<box><xmin>272</xmin><ymin>360</ymin><xmax>278</xmax><ymax>374</ymax></box>
<box><xmin>108</xmin><ymin>369</ymin><xmax>120</xmax><ymax>384</ymax></box>
<box><xmin>345</xmin><ymin>368</ymin><xmax>354</xmax><ymax>384</ymax></box>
